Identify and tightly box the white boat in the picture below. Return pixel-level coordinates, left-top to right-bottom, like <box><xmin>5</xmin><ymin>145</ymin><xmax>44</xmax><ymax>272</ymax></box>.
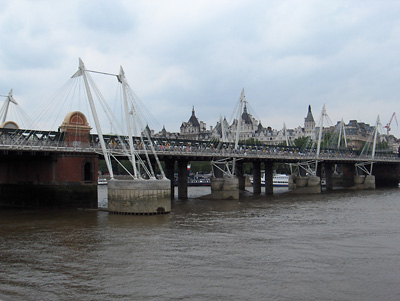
<box><xmin>251</xmin><ymin>172</ymin><xmax>289</xmax><ymax>187</ymax></box>
<box><xmin>251</xmin><ymin>172</ymin><xmax>326</xmax><ymax>187</ymax></box>
<box><xmin>271</xmin><ymin>173</ymin><xmax>290</xmax><ymax>187</ymax></box>
<box><xmin>98</xmin><ymin>178</ymin><xmax>108</xmax><ymax>185</ymax></box>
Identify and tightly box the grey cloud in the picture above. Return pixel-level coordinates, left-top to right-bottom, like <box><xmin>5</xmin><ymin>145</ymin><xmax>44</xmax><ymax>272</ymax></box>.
<box><xmin>78</xmin><ymin>0</ymin><xmax>134</xmax><ymax>34</ymax></box>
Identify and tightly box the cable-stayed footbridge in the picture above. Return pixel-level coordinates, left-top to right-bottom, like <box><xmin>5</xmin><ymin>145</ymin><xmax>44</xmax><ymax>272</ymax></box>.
<box><xmin>1</xmin><ymin>60</ymin><xmax>399</xmax><ymax>212</ymax></box>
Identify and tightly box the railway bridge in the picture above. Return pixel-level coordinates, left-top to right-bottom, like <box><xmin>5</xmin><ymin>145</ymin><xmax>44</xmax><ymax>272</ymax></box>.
<box><xmin>1</xmin><ymin>59</ymin><xmax>399</xmax><ymax>213</ymax></box>
<box><xmin>1</xmin><ymin>124</ymin><xmax>399</xmax><ymax>210</ymax></box>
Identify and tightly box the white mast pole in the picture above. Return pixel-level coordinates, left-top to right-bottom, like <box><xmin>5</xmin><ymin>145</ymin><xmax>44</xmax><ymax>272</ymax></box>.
<box><xmin>220</xmin><ymin>115</ymin><xmax>227</xmax><ymax>143</ymax></box>
<box><xmin>73</xmin><ymin>58</ymin><xmax>114</xmax><ymax>179</ymax></box>
<box><xmin>337</xmin><ymin>118</ymin><xmax>348</xmax><ymax>149</ymax></box>
<box><xmin>315</xmin><ymin>104</ymin><xmax>326</xmax><ymax>173</ymax></box>
<box><xmin>232</xmin><ymin>88</ymin><xmax>245</xmax><ymax>175</ymax></box>
<box><xmin>284</xmin><ymin>122</ymin><xmax>289</xmax><ymax>146</ymax></box>
<box><xmin>370</xmin><ymin>115</ymin><xmax>380</xmax><ymax>174</ymax></box>
<box><xmin>371</xmin><ymin>115</ymin><xmax>380</xmax><ymax>160</ymax></box>
<box><xmin>118</xmin><ymin>66</ymin><xmax>139</xmax><ymax>179</ymax></box>
<box><xmin>338</xmin><ymin>119</ymin><xmax>343</xmax><ymax>149</ymax></box>
<box><xmin>284</xmin><ymin>122</ymin><xmax>294</xmax><ymax>174</ymax></box>
<box><xmin>234</xmin><ymin>88</ymin><xmax>245</xmax><ymax>151</ymax></box>
<box><xmin>2</xmin><ymin>89</ymin><xmax>17</xmax><ymax>124</ymax></box>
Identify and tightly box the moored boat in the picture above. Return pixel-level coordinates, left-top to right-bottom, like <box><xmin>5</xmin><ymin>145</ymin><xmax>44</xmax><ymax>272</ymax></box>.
<box><xmin>250</xmin><ymin>172</ymin><xmax>289</xmax><ymax>187</ymax></box>
<box><xmin>98</xmin><ymin>178</ymin><xmax>108</xmax><ymax>185</ymax></box>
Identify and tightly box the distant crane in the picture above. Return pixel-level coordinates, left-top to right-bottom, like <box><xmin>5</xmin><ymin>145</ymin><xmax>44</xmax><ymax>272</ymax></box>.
<box><xmin>384</xmin><ymin>112</ymin><xmax>398</xmax><ymax>135</ymax></box>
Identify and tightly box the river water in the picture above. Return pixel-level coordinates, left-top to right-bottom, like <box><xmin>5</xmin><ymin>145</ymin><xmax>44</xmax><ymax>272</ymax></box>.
<box><xmin>1</xmin><ymin>186</ymin><xmax>400</xmax><ymax>301</ymax></box>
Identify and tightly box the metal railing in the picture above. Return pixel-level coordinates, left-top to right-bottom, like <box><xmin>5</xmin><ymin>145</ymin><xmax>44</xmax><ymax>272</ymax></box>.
<box><xmin>1</xmin><ymin>139</ymin><xmax>399</xmax><ymax>163</ymax></box>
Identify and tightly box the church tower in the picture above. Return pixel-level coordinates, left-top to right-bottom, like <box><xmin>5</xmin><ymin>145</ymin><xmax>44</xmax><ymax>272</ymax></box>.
<box><xmin>304</xmin><ymin>105</ymin><xmax>315</xmax><ymax>138</ymax></box>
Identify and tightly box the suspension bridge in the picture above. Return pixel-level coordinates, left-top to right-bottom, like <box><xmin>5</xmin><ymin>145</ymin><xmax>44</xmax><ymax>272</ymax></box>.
<box><xmin>1</xmin><ymin>59</ymin><xmax>399</xmax><ymax>213</ymax></box>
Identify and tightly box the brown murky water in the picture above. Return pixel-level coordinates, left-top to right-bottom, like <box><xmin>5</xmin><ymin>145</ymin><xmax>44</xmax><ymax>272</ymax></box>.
<box><xmin>1</xmin><ymin>187</ymin><xmax>400</xmax><ymax>300</ymax></box>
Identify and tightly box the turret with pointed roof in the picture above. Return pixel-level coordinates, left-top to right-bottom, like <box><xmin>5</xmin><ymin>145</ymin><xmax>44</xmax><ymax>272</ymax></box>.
<box><xmin>188</xmin><ymin>106</ymin><xmax>200</xmax><ymax>128</ymax></box>
<box><xmin>304</xmin><ymin>105</ymin><xmax>315</xmax><ymax>138</ymax></box>
<box><xmin>180</xmin><ymin>106</ymin><xmax>208</xmax><ymax>140</ymax></box>
<box><xmin>241</xmin><ymin>103</ymin><xmax>252</xmax><ymax>125</ymax></box>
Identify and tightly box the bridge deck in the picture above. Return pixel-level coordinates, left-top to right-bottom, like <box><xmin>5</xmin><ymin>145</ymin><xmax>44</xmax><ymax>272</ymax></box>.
<box><xmin>1</xmin><ymin>143</ymin><xmax>399</xmax><ymax>164</ymax></box>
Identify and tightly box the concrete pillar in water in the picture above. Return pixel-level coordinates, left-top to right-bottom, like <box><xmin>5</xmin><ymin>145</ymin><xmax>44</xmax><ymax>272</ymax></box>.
<box><xmin>177</xmin><ymin>159</ymin><xmax>188</xmax><ymax>199</ymax></box>
<box><xmin>108</xmin><ymin>178</ymin><xmax>171</xmax><ymax>215</ymax></box>
<box><xmin>264</xmin><ymin>161</ymin><xmax>273</xmax><ymax>195</ymax></box>
<box><xmin>342</xmin><ymin>164</ymin><xmax>355</xmax><ymax>187</ymax></box>
<box><xmin>209</xmin><ymin>161</ymin><xmax>239</xmax><ymax>200</ymax></box>
<box><xmin>288</xmin><ymin>175</ymin><xmax>296</xmax><ymax>190</ymax></box>
<box><xmin>252</xmin><ymin>161</ymin><xmax>261</xmax><ymax>195</ymax></box>
<box><xmin>324</xmin><ymin>163</ymin><xmax>334</xmax><ymax>191</ymax></box>
<box><xmin>363</xmin><ymin>175</ymin><xmax>376</xmax><ymax>190</ymax></box>
<box><xmin>236</xmin><ymin>160</ymin><xmax>245</xmax><ymax>191</ymax></box>
<box><xmin>291</xmin><ymin>175</ymin><xmax>321</xmax><ymax>194</ymax></box>
<box><xmin>164</xmin><ymin>159</ymin><xmax>175</xmax><ymax>200</ymax></box>
<box><xmin>210</xmin><ymin>177</ymin><xmax>239</xmax><ymax>200</ymax></box>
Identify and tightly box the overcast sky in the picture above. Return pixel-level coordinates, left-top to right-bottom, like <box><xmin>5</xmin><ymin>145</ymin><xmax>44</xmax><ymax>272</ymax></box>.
<box><xmin>1</xmin><ymin>0</ymin><xmax>400</xmax><ymax>137</ymax></box>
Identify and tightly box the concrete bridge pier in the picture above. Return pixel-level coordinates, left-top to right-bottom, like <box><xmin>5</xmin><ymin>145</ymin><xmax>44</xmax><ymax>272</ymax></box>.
<box><xmin>252</xmin><ymin>161</ymin><xmax>261</xmax><ymax>195</ymax></box>
<box><xmin>291</xmin><ymin>175</ymin><xmax>321</xmax><ymax>194</ymax></box>
<box><xmin>209</xmin><ymin>162</ymin><xmax>239</xmax><ymax>200</ymax></box>
<box><xmin>340</xmin><ymin>163</ymin><xmax>376</xmax><ymax>190</ymax></box>
<box><xmin>324</xmin><ymin>163</ymin><xmax>334</xmax><ymax>191</ymax></box>
<box><xmin>342</xmin><ymin>164</ymin><xmax>355</xmax><ymax>187</ymax></box>
<box><xmin>264</xmin><ymin>161</ymin><xmax>273</xmax><ymax>195</ymax></box>
<box><xmin>177</xmin><ymin>159</ymin><xmax>188</xmax><ymax>199</ymax></box>
<box><xmin>353</xmin><ymin>174</ymin><xmax>375</xmax><ymax>190</ymax></box>
<box><xmin>164</xmin><ymin>159</ymin><xmax>175</xmax><ymax>200</ymax></box>
<box><xmin>235</xmin><ymin>160</ymin><xmax>246</xmax><ymax>191</ymax></box>
<box><xmin>108</xmin><ymin>178</ymin><xmax>171</xmax><ymax>215</ymax></box>
<box><xmin>290</xmin><ymin>162</ymin><xmax>321</xmax><ymax>194</ymax></box>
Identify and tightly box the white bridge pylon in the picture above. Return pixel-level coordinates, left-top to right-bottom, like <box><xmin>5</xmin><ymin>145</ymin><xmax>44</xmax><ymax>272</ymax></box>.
<box><xmin>72</xmin><ymin>58</ymin><xmax>165</xmax><ymax>181</ymax></box>
<box><xmin>0</xmin><ymin>89</ymin><xmax>34</xmax><ymax>129</ymax></box>
<box><xmin>212</xmin><ymin>88</ymin><xmax>247</xmax><ymax>178</ymax></box>
<box><xmin>0</xmin><ymin>89</ymin><xmax>18</xmax><ymax>124</ymax></box>
<box><xmin>296</xmin><ymin>104</ymin><xmax>348</xmax><ymax>176</ymax></box>
<box><xmin>356</xmin><ymin>115</ymin><xmax>382</xmax><ymax>175</ymax></box>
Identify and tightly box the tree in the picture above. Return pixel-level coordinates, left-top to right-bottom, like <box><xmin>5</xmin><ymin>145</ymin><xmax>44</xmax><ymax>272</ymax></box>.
<box><xmin>294</xmin><ymin>136</ymin><xmax>311</xmax><ymax>149</ymax></box>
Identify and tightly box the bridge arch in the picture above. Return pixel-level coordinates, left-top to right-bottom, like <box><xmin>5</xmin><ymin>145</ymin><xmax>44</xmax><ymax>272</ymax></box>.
<box><xmin>62</xmin><ymin>111</ymin><xmax>89</xmax><ymax>127</ymax></box>
<box><xmin>83</xmin><ymin>160</ymin><xmax>95</xmax><ymax>182</ymax></box>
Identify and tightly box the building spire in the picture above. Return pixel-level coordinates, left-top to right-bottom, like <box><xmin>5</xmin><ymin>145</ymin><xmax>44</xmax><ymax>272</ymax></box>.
<box><xmin>305</xmin><ymin>104</ymin><xmax>314</xmax><ymax>122</ymax></box>
<box><xmin>192</xmin><ymin>105</ymin><xmax>195</xmax><ymax>116</ymax></box>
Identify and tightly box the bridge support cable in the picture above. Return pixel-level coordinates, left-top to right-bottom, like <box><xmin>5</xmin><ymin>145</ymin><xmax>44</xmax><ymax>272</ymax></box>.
<box><xmin>0</xmin><ymin>89</ymin><xmax>35</xmax><ymax>134</ymax></box>
<box><xmin>337</xmin><ymin>118</ymin><xmax>348</xmax><ymax>149</ymax></box>
<box><xmin>283</xmin><ymin>122</ymin><xmax>294</xmax><ymax>175</ymax></box>
<box><xmin>211</xmin><ymin>88</ymin><xmax>247</xmax><ymax>178</ymax></box>
<box><xmin>211</xmin><ymin>158</ymin><xmax>235</xmax><ymax>178</ymax></box>
<box><xmin>293</xmin><ymin>105</ymin><xmax>331</xmax><ymax>177</ymax></box>
<box><xmin>120</xmin><ymin>84</ymin><xmax>165</xmax><ymax>179</ymax></box>
<box><xmin>357</xmin><ymin>115</ymin><xmax>382</xmax><ymax>175</ymax></box>
<box><xmin>118</xmin><ymin>67</ymin><xmax>139</xmax><ymax>179</ymax></box>
<box><xmin>110</xmin><ymin>153</ymin><xmax>134</xmax><ymax>178</ymax></box>
<box><xmin>0</xmin><ymin>89</ymin><xmax>17</xmax><ymax>124</ymax></box>
<box><xmin>72</xmin><ymin>58</ymin><xmax>114</xmax><ymax>179</ymax></box>
<box><xmin>69</xmin><ymin>58</ymin><xmax>168</xmax><ymax>181</ymax></box>
<box><xmin>232</xmin><ymin>88</ymin><xmax>246</xmax><ymax>175</ymax></box>
<box><xmin>315</xmin><ymin>104</ymin><xmax>329</xmax><ymax>174</ymax></box>
<box><xmin>79</xmin><ymin>65</ymin><xmax>144</xmax><ymax>174</ymax></box>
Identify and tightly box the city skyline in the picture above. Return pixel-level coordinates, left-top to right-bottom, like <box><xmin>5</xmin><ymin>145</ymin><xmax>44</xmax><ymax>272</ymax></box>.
<box><xmin>1</xmin><ymin>1</ymin><xmax>400</xmax><ymax>137</ymax></box>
